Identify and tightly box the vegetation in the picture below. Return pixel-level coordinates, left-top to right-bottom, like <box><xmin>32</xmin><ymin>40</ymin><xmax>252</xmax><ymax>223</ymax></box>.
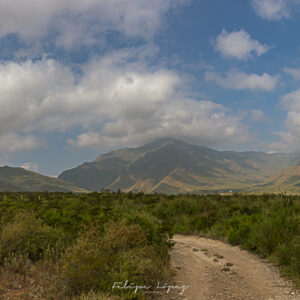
<box><xmin>0</xmin><ymin>191</ymin><xmax>299</xmax><ymax>299</ymax></box>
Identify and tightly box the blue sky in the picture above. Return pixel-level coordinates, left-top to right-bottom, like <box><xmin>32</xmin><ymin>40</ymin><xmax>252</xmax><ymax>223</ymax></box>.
<box><xmin>1</xmin><ymin>0</ymin><xmax>300</xmax><ymax>175</ymax></box>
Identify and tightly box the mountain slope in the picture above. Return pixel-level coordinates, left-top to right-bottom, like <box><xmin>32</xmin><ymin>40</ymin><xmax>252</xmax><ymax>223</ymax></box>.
<box><xmin>0</xmin><ymin>166</ymin><xmax>88</xmax><ymax>192</ymax></box>
<box><xmin>250</xmin><ymin>162</ymin><xmax>300</xmax><ymax>194</ymax></box>
<box><xmin>59</xmin><ymin>138</ymin><xmax>299</xmax><ymax>194</ymax></box>
<box><xmin>0</xmin><ymin>178</ymin><xmax>21</xmax><ymax>192</ymax></box>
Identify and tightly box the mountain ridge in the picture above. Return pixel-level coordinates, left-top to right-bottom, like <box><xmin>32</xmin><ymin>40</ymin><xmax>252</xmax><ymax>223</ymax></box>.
<box><xmin>58</xmin><ymin>137</ymin><xmax>300</xmax><ymax>194</ymax></box>
<box><xmin>0</xmin><ymin>166</ymin><xmax>88</xmax><ymax>192</ymax></box>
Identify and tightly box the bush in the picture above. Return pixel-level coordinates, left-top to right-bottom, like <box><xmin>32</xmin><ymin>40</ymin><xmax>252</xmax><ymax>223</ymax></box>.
<box><xmin>226</xmin><ymin>215</ymin><xmax>256</xmax><ymax>246</ymax></box>
<box><xmin>62</xmin><ymin>222</ymin><xmax>168</xmax><ymax>298</ymax></box>
<box><xmin>246</xmin><ymin>211</ymin><xmax>298</xmax><ymax>256</ymax></box>
<box><xmin>122</xmin><ymin>212</ymin><xmax>172</xmax><ymax>262</ymax></box>
<box><xmin>0</xmin><ymin>212</ymin><xmax>65</xmax><ymax>261</ymax></box>
<box><xmin>275</xmin><ymin>237</ymin><xmax>300</xmax><ymax>276</ymax></box>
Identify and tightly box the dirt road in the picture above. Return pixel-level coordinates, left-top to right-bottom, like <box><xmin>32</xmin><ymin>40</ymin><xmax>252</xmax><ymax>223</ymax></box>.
<box><xmin>166</xmin><ymin>235</ymin><xmax>300</xmax><ymax>300</ymax></box>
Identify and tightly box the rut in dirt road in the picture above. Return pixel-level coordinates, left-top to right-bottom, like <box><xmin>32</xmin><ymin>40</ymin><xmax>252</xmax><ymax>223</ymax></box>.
<box><xmin>166</xmin><ymin>235</ymin><xmax>300</xmax><ymax>300</ymax></box>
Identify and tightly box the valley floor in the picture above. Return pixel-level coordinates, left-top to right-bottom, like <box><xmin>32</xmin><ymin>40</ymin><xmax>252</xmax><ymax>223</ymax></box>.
<box><xmin>167</xmin><ymin>235</ymin><xmax>300</xmax><ymax>300</ymax></box>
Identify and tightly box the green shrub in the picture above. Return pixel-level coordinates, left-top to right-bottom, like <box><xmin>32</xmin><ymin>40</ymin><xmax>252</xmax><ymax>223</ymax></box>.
<box><xmin>206</xmin><ymin>222</ymin><xmax>227</xmax><ymax>239</ymax></box>
<box><xmin>247</xmin><ymin>211</ymin><xmax>298</xmax><ymax>256</ymax></box>
<box><xmin>0</xmin><ymin>212</ymin><xmax>65</xmax><ymax>261</ymax></box>
<box><xmin>62</xmin><ymin>222</ymin><xmax>167</xmax><ymax>298</ymax></box>
<box><xmin>226</xmin><ymin>215</ymin><xmax>255</xmax><ymax>246</ymax></box>
<box><xmin>275</xmin><ymin>236</ymin><xmax>300</xmax><ymax>276</ymax></box>
<box><xmin>122</xmin><ymin>212</ymin><xmax>171</xmax><ymax>262</ymax></box>
<box><xmin>190</xmin><ymin>215</ymin><xmax>212</xmax><ymax>232</ymax></box>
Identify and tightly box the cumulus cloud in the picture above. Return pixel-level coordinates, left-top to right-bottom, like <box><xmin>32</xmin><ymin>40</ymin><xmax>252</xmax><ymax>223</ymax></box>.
<box><xmin>270</xmin><ymin>88</ymin><xmax>300</xmax><ymax>150</ymax></box>
<box><xmin>282</xmin><ymin>88</ymin><xmax>300</xmax><ymax>111</ymax></box>
<box><xmin>251</xmin><ymin>0</ymin><xmax>290</xmax><ymax>21</ymax></box>
<box><xmin>68</xmin><ymin>99</ymin><xmax>248</xmax><ymax>149</ymax></box>
<box><xmin>0</xmin><ymin>58</ymin><xmax>75</xmax><ymax>133</ymax></box>
<box><xmin>205</xmin><ymin>70</ymin><xmax>278</xmax><ymax>91</ymax></box>
<box><xmin>213</xmin><ymin>29</ymin><xmax>270</xmax><ymax>60</ymax></box>
<box><xmin>0</xmin><ymin>0</ymin><xmax>186</xmax><ymax>49</ymax></box>
<box><xmin>0</xmin><ymin>50</ymin><xmax>248</xmax><ymax>152</ymax></box>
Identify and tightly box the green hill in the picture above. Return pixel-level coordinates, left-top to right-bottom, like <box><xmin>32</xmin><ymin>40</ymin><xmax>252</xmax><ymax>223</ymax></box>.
<box><xmin>58</xmin><ymin>138</ymin><xmax>299</xmax><ymax>194</ymax></box>
<box><xmin>0</xmin><ymin>166</ymin><xmax>88</xmax><ymax>192</ymax></box>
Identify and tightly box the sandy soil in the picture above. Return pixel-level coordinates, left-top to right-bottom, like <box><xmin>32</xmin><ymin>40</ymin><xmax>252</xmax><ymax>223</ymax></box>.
<box><xmin>165</xmin><ymin>235</ymin><xmax>300</xmax><ymax>300</ymax></box>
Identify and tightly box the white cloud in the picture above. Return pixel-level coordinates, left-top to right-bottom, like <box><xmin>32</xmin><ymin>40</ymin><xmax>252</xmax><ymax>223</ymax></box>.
<box><xmin>0</xmin><ymin>50</ymin><xmax>248</xmax><ymax>152</ymax></box>
<box><xmin>249</xmin><ymin>109</ymin><xmax>265</xmax><ymax>122</ymax></box>
<box><xmin>68</xmin><ymin>99</ymin><xmax>248</xmax><ymax>149</ymax></box>
<box><xmin>0</xmin><ymin>58</ymin><xmax>75</xmax><ymax>134</ymax></box>
<box><xmin>205</xmin><ymin>70</ymin><xmax>278</xmax><ymax>91</ymax></box>
<box><xmin>21</xmin><ymin>162</ymin><xmax>39</xmax><ymax>172</ymax></box>
<box><xmin>0</xmin><ymin>133</ymin><xmax>42</xmax><ymax>153</ymax></box>
<box><xmin>282</xmin><ymin>88</ymin><xmax>300</xmax><ymax>111</ymax></box>
<box><xmin>284</xmin><ymin>67</ymin><xmax>300</xmax><ymax>80</ymax></box>
<box><xmin>251</xmin><ymin>0</ymin><xmax>290</xmax><ymax>21</ymax></box>
<box><xmin>270</xmin><ymin>88</ymin><xmax>300</xmax><ymax>150</ymax></box>
<box><xmin>0</xmin><ymin>0</ymin><xmax>186</xmax><ymax>48</ymax></box>
<box><xmin>213</xmin><ymin>29</ymin><xmax>270</xmax><ymax>60</ymax></box>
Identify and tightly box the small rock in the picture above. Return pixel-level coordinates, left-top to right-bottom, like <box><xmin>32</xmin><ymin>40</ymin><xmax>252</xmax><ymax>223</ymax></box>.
<box><xmin>193</xmin><ymin>248</ymin><xmax>199</xmax><ymax>252</ymax></box>
<box><xmin>222</xmin><ymin>267</ymin><xmax>230</xmax><ymax>272</ymax></box>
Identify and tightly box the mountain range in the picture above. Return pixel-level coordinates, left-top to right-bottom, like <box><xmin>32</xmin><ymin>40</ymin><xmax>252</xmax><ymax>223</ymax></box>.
<box><xmin>1</xmin><ymin>137</ymin><xmax>300</xmax><ymax>194</ymax></box>
<box><xmin>58</xmin><ymin>137</ymin><xmax>300</xmax><ymax>194</ymax></box>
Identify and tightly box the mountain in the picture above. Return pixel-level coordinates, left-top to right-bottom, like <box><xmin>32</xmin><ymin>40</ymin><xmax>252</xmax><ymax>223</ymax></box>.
<box><xmin>58</xmin><ymin>137</ymin><xmax>299</xmax><ymax>194</ymax></box>
<box><xmin>250</xmin><ymin>162</ymin><xmax>300</xmax><ymax>194</ymax></box>
<box><xmin>0</xmin><ymin>178</ymin><xmax>21</xmax><ymax>192</ymax></box>
<box><xmin>0</xmin><ymin>166</ymin><xmax>88</xmax><ymax>192</ymax></box>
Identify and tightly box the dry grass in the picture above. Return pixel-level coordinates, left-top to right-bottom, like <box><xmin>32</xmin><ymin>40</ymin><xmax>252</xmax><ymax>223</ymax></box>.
<box><xmin>0</xmin><ymin>256</ymin><xmax>63</xmax><ymax>300</ymax></box>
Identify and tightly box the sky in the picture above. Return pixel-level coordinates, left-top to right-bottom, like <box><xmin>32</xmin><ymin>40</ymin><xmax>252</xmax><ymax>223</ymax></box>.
<box><xmin>1</xmin><ymin>0</ymin><xmax>300</xmax><ymax>175</ymax></box>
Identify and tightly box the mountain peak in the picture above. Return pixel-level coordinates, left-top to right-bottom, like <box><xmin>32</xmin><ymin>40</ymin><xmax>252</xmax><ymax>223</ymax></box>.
<box><xmin>151</xmin><ymin>137</ymin><xmax>182</xmax><ymax>144</ymax></box>
<box><xmin>136</xmin><ymin>137</ymin><xmax>190</xmax><ymax>152</ymax></box>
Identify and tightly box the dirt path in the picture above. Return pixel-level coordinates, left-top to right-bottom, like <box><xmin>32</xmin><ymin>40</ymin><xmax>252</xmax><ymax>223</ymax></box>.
<box><xmin>166</xmin><ymin>235</ymin><xmax>300</xmax><ymax>300</ymax></box>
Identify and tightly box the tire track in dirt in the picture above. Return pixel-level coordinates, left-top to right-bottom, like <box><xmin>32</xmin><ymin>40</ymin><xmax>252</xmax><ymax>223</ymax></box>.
<box><xmin>166</xmin><ymin>235</ymin><xmax>300</xmax><ymax>300</ymax></box>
